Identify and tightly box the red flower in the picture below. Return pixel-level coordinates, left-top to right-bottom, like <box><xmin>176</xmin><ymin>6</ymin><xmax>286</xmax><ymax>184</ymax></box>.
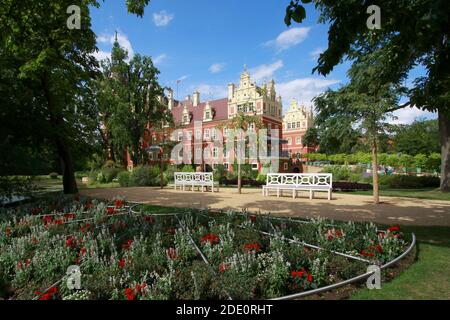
<box><xmin>32</xmin><ymin>236</ymin><xmax>39</xmax><ymax>244</ymax></box>
<box><xmin>36</xmin><ymin>286</ymin><xmax>58</xmax><ymax>300</ymax></box>
<box><xmin>66</xmin><ymin>236</ymin><xmax>76</xmax><ymax>248</ymax></box>
<box><xmin>166</xmin><ymin>247</ymin><xmax>177</xmax><ymax>260</ymax></box>
<box><xmin>79</xmin><ymin>247</ymin><xmax>87</xmax><ymax>256</ymax></box>
<box><xmin>378</xmin><ymin>231</ymin><xmax>386</xmax><ymax>238</ymax></box>
<box><xmin>80</xmin><ymin>223</ymin><xmax>91</xmax><ymax>233</ymax></box>
<box><xmin>144</xmin><ymin>216</ymin><xmax>155</xmax><ymax>223</ymax></box>
<box><xmin>26</xmin><ymin>258</ymin><xmax>31</xmax><ymax>266</ymax></box>
<box><xmin>219</xmin><ymin>263</ymin><xmax>230</xmax><ymax>273</ymax></box>
<box><xmin>85</xmin><ymin>201</ymin><xmax>93</xmax><ymax>210</ymax></box>
<box><xmin>64</xmin><ymin>213</ymin><xmax>76</xmax><ymax>220</ymax></box>
<box><xmin>249</xmin><ymin>215</ymin><xmax>257</xmax><ymax>222</ymax></box>
<box><xmin>17</xmin><ymin>261</ymin><xmax>23</xmax><ymax>270</ymax></box>
<box><xmin>307</xmin><ymin>273</ymin><xmax>314</xmax><ymax>283</ymax></box>
<box><xmin>115</xmin><ymin>199</ymin><xmax>124</xmax><ymax>209</ymax></box>
<box><xmin>124</xmin><ymin>288</ymin><xmax>135</xmax><ymax>300</ymax></box>
<box><xmin>135</xmin><ymin>283</ymin><xmax>146</xmax><ymax>294</ymax></box>
<box><xmin>5</xmin><ymin>227</ymin><xmax>11</xmax><ymax>237</ymax></box>
<box><xmin>201</xmin><ymin>233</ymin><xmax>220</xmax><ymax>245</ymax></box>
<box><xmin>106</xmin><ymin>207</ymin><xmax>115</xmax><ymax>215</ymax></box>
<box><xmin>118</xmin><ymin>259</ymin><xmax>126</xmax><ymax>269</ymax></box>
<box><xmin>53</xmin><ymin>219</ymin><xmax>64</xmax><ymax>225</ymax></box>
<box><xmin>243</xmin><ymin>243</ymin><xmax>261</xmax><ymax>252</ymax></box>
<box><xmin>388</xmin><ymin>225</ymin><xmax>400</xmax><ymax>232</ymax></box>
<box><xmin>42</xmin><ymin>215</ymin><xmax>53</xmax><ymax>224</ymax></box>
<box><xmin>122</xmin><ymin>240</ymin><xmax>133</xmax><ymax>250</ymax></box>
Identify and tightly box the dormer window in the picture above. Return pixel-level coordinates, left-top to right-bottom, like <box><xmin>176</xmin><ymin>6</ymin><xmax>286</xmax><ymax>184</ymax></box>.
<box><xmin>203</xmin><ymin>102</ymin><xmax>214</xmax><ymax>121</ymax></box>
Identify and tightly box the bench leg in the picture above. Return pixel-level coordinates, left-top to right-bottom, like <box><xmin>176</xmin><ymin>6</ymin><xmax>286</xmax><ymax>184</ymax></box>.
<box><xmin>277</xmin><ymin>189</ymin><xmax>280</xmax><ymax>198</ymax></box>
<box><xmin>292</xmin><ymin>189</ymin><xmax>295</xmax><ymax>199</ymax></box>
<box><xmin>309</xmin><ymin>190</ymin><xmax>313</xmax><ymax>200</ymax></box>
<box><xmin>328</xmin><ymin>190</ymin><xmax>331</xmax><ymax>200</ymax></box>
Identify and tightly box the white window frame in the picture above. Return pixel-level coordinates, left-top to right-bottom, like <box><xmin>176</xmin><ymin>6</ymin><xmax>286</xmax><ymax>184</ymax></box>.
<box><xmin>296</xmin><ymin>137</ymin><xmax>302</xmax><ymax>145</ymax></box>
<box><xmin>212</xmin><ymin>147</ymin><xmax>218</xmax><ymax>158</ymax></box>
<box><xmin>204</xmin><ymin>128</ymin><xmax>210</xmax><ymax>140</ymax></box>
<box><xmin>195</xmin><ymin>129</ymin><xmax>201</xmax><ymax>140</ymax></box>
<box><xmin>251</xmin><ymin>163</ymin><xmax>259</xmax><ymax>171</ymax></box>
<box><xmin>224</xmin><ymin>162</ymin><xmax>229</xmax><ymax>170</ymax></box>
<box><xmin>287</xmin><ymin>138</ymin><xmax>292</xmax><ymax>145</ymax></box>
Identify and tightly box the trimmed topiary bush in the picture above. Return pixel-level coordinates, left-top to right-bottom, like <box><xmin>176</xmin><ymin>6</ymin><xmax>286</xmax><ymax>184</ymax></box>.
<box><xmin>378</xmin><ymin>175</ymin><xmax>440</xmax><ymax>189</ymax></box>
<box><xmin>117</xmin><ymin>171</ymin><xmax>131</xmax><ymax>187</ymax></box>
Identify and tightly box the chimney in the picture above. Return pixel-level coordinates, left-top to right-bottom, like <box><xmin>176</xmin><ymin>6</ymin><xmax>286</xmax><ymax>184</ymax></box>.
<box><xmin>193</xmin><ymin>91</ymin><xmax>200</xmax><ymax>107</ymax></box>
<box><xmin>228</xmin><ymin>83</ymin><xmax>235</xmax><ymax>99</ymax></box>
<box><xmin>167</xmin><ymin>88</ymin><xmax>174</xmax><ymax>110</ymax></box>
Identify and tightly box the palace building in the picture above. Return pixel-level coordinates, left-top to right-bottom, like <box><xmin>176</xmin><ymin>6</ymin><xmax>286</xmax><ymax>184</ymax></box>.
<box><xmin>132</xmin><ymin>68</ymin><xmax>315</xmax><ymax>173</ymax></box>
<box><xmin>281</xmin><ymin>99</ymin><xmax>316</xmax><ymax>171</ymax></box>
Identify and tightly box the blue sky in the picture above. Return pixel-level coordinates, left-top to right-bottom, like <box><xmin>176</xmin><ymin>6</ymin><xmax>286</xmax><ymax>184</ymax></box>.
<box><xmin>90</xmin><ymin>0</ymin><xmax>436</xmax><ymax>124</ymax></box>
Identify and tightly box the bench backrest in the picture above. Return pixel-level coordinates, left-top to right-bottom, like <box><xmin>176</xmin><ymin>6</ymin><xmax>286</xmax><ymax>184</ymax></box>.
<box><xmin>266</xmin><ymin>173</ymin><xmax>332</xmax><ymax>188</ymax></box>
<box><xmin>174</xmin><ymin>172</ymin><xmax>214</xmax><ymax>183</ymax></box>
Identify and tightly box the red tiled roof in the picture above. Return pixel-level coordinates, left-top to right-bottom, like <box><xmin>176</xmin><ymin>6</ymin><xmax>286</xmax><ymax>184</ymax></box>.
<box><xmin>171</xmin><ymin>98</ymin><xmax>228</xmax><ymax>124</ymax></box>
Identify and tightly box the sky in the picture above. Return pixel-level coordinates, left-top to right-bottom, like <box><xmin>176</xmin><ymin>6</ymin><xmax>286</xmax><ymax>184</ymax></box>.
<box><xmin>90</xmin><ymin>0</ymin><xmax>436</xmax><ymax>124</ymax></box>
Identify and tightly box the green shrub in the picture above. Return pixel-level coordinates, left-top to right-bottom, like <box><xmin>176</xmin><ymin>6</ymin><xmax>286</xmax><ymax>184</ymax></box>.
<box><xmin>180</xmin><ymin>164</ymin><xmax>195</xmax><ymax>172</ymax></box>
<box><xmin>322</xmin><ymin>165</ymin><xmax>351</xmax><ymax>182</ymax></box>
<box><xmin>48</xmin><ymin>172</ymin><xmax>58</xmax><ymax>179</ymax></box>
<box><xmin>256</xmin><ymin>173</ymin><xmax>267</xmax><ymax>184</ymax></box>
<box><xmin>378</xmin><ymin>175</ymin><xmax>440</xmax><ymax>189</ymax></box>
<box><xmin>101</xmin><ymin>167</ymin><xmax>121</xmax><ymax>183</ymax></box>
<box><xmin>129</xmin><ymin>165</ymin><xmax>167</xmax><ymax>187</ymax></box>
<box><xmin>88</xmin><ymin>170</ymin><xmax>98</xmax><ymax>185</ymax></box>
<box><xmin>117</xmin><ymin>171</ymin><xmax>131</xmax><ymax>187</ymax></box>
<box><xmin>213</xmin><ymin>164</ymin><xmax>226</xmax><ymax>182</ymax></box>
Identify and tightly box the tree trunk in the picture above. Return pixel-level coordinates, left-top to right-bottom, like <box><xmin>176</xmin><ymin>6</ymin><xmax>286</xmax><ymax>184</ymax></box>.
<box><xmin>371</xmin><ymin>139</ymin><xmax>379</xmax><ymax>204</ymax></box>
<box><xmin>42</xmin><ymin>73</ymin><xmax>78</xmax><ymax>194</ymax></box>
<box><xmin>160</xmin><ymin>151</ymin><xmax>164</xmax><ymax>189</ymax></box>
<box><xmin>237</xmin><ymin>160</ymin><xmax>242</xmax><ymax>194</ymax></box>
<box><xmin>438</xmin><ymin>109</ymin><xmax>450</xmax><ymax>192</ymax></box>
<box><xmin>55</xmin><ymin>137</ymin><xmax>79</xmax><ymax>194</ymax></box>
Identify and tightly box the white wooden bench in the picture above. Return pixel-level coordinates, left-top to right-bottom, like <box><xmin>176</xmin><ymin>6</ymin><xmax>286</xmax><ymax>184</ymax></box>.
<box><xmin>262</xmin><ymin>173</ymin><xmax>333</xmax><ymax>200</ymax></box>
<box><xmin>174</xmin><ymin>172</ymin><xmax>217</xmax><ymax>192</ymax></box>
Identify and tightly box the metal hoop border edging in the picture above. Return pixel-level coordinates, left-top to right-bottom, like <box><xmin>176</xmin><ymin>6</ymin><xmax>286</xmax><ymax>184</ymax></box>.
<box><xmin>128</xmin><ymin>203</ymin><xmax>417</xmax><ymax>301</ymax></box>
<box><xmin>271</xmin><ymin>233</ymin><xmax>416</xmax><ymax>300</ymax></box>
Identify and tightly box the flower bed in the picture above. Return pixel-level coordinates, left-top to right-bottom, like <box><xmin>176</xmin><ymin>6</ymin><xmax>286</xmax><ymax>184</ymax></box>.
<box><xmin>0</xmin><ymin>197</ymin><xmax>413</xmax><ymax>300</ymax></box>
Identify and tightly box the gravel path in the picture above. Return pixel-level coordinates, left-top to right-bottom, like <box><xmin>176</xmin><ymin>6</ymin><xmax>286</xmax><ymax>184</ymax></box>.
<box><xmin>80</xmin><ymin>186</ymin><xmax>450</xmax><ymax>226</ymax></box>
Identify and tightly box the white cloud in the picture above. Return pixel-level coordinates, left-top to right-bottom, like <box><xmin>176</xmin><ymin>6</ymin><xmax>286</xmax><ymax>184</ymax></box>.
<box><xmin>265</xmin><ymin>27</ymin><xmax>311</xmax><ymax>52</ymax></box>
<box><xmin>95</xmin><ymin>32</ymin><xmax>134</xmax><ymax>61</ymax></box>
<box><xmin>209</xmin><ymin>63</ymin><xmax>225</xmax><ymax>74</ymax></box>
<box><xmin>310</xmin><ymin>47</ymin><xmax>323</xmax><ymax>61</ymax></box>
<box><xmin>153</xmin><ymin>54</ymin><xmax>167</xmax><ymax>65</ymax></box>
<box><xmin>391</xmin><ymin>107</ymin><xmax>437</xmax><ymax>125</ymax></box>
<box><xmin>277</xmin><ymin>77</ymin><xmax>340</xmax><ymax>110</ymax></box>
<box><xmin>177</xmin><ymin>75</ymin><xmax>190</xmax><ymax>82</ymax></box>
<box><xmin>152</xmin><ymin>10</ymin><xmax>174</xmax><ymax>27</ymax></box>
<box><xmin>250</xmin><ymin>60</ymin><xmax>284</xmax><ymax>82</ymax></box>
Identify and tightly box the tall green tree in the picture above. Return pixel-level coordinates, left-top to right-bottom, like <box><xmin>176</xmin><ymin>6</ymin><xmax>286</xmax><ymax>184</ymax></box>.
<box><xmin>285</xmin><ymin>0</ymin><xmax>450</xmax><ymax>192</ymax></box>
<box><xmin>314</xmin><ymin>58</ymin><xmax>401</xmax><ymax>204</ymax></box>
<box><xmin>393</xmin><ymin>119</ymin><xmax>440</xmax><ymax>155</ymax></box>
<box><xmin>0</xmin><ymin>0</ymin><xmax>155</xmax><ymax>194</ymax></box>
<box><xmin>218</xmin><ymin>111</ymin><xmax>262</xmax><ymax>194</ymax></box>
<box><xmin>96</xmin><ymin>36</ymin><xmax>165</xmax><ymax>167</ymax></box>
